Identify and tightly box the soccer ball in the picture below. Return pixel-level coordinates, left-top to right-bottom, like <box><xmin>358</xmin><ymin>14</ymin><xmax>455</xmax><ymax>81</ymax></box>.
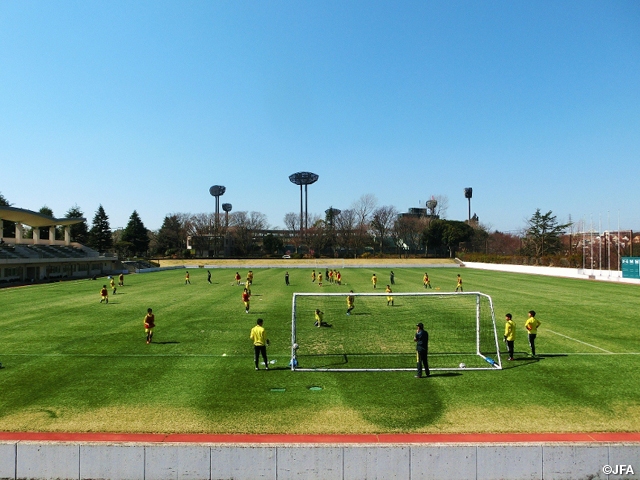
<box><xmin>459</xmin><ymin>362</ymin><xmax>466</xmax><ymax>369</ymax></box>
<box><xmin>292</xmin><ymin>343</ymin><xmax>299</xmax><ymax>350</ymax></box>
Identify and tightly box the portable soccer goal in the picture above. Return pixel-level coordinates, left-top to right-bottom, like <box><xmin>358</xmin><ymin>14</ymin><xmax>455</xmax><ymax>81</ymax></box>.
<box><xmin>290</xmin><ymin>291</ymin><xmax>502</xmax><ymax>372</ymax></box>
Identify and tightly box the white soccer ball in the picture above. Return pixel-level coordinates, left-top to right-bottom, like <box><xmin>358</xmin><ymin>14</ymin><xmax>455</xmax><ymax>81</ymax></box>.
<box><xmin>459</xmin><ymin>362</ymin><xmax>466</xmax><ymax>369</ymax></box>
<box><xmin>292</xmin><ymin>343</ymin><xmax>299</xmax><ymax>350</ymax></box>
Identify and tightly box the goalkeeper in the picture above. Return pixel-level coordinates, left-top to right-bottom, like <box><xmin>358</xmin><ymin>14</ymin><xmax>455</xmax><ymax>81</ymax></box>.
<box><xmin>346</xmin><ymin>291</ymin><xmax>355</xmax><ymax>315</ymax></box>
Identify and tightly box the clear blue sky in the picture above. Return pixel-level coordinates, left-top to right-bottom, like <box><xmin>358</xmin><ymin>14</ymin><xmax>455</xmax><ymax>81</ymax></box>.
<box><xmin>1</xmin><ymin>1</ymin><xmax>638</xmax><ymax>233</ymax></box>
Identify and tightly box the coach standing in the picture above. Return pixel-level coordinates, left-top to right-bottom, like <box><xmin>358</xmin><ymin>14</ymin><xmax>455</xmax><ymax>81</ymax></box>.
<box><xmin>250</xmin><ymin>318</ymin><xmax>270</xmax><ymax>370</ymax></box>
<box><xmin>414</xmin><ymin>322</ymin><xmax>430</xmax><ymax>378</ymax></box>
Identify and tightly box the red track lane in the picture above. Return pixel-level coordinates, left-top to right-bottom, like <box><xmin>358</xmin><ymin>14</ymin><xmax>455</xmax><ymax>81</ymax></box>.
<box><xmin>0</xmin><ymin>432</ymin><xmax>639</xmax><ymax>443</ymax></box>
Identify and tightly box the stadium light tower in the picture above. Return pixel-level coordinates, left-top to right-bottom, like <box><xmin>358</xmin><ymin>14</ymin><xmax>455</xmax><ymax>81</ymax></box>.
<box><xmin>222</xmin><ymin>203</ymin><xmax>232</xmax><ymax>228</ymax></box>
<box><xmin>464</xmin><ymin>188</ymin><xmax>472</xmax><ymax>222</ymax></box>
<box><xmin>209</xmin><ymin>185</ymin><xmax>226</xmax><ymax>230</ymax></box>
<box><xmin>289</xmin><ymin>172</ymin><xmax>319</xmax><ymax>233</ymax></box>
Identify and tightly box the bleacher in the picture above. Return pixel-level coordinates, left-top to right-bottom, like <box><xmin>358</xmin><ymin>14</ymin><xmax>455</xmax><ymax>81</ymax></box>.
<box><xmin>0</xmin><ymin>244</ymin><xmax>88</xmax><ymax>260</ymax></box>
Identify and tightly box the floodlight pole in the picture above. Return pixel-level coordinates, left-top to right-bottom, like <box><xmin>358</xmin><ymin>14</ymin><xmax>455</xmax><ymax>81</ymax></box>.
<box><xmin>464</xmin><ymin>188</ymin><xmax>473</xmax><ymax>222</ymax></box>
<box><xmin>209</xmin><ymin>185</ymin><xmax>226</xmax><ymax>257</ymax></box>
<box><xmin>289</xmin><ymin>172</ymin><xmax>319</xmax><ymax>238</ymax></box>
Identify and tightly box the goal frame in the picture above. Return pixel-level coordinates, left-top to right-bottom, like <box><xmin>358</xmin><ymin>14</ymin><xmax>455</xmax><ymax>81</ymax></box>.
<box><xmin>290</xmin><ymin>291</ymin><xmax>502</xmax><ymax>372</ymax></box>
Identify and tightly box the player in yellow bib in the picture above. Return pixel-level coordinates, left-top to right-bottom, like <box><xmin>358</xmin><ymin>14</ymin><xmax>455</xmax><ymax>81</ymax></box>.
<box><xmin>423</xmin><ymin>273</ymin><xmax>431</xmax><ymax>289</ymax></box>
<box><xmin>524</xmin><ymin>310</ymin><xmax>541</xmax><ymax>357</ymax></box>
<box><xmin>346</xmin><ymin>291</ymin><xmax>355</xmax><ymax>315</ymax></box>
<box><xmin>455</xmin><ymin>274</ymin><xmax>463</xmax><ymax>292</ymax></box>
<box><xmin>504</xmin><ymin>313</ymin><xmax>516</xmax><ymax>360</ymax></box>
<box><xmin>250</xmin><ymin>318</ymin><xmax>269</xmax><ymax>370</ymax></box>
<box><xmin>314</xmin><ymin>309</ymin><xmax>324</xmax><ymax>327</ymax></box>
<box><xmin>385</xmin><ymin>285</ymin><xmax>394</xmax><ymax>306</ymax></box>
<box><xmin>372</xmin><ymin>273</ymin><xmax>377</xmax><ymax>289</ymax></box>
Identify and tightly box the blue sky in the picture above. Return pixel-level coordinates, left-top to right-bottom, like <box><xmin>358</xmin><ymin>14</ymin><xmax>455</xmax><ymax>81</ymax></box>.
<box><xmin>1</xmin><ymin>1</ymin><xmax>638</xmax><ymax>233</ymax></box>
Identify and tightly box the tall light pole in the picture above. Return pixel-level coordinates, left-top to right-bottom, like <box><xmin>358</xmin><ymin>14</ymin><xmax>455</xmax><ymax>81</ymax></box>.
<box><xmin>289</xmin><ymin>172</ymin><xmax>319</xmax><ymax>236</ymax></box>
<box><xmin>209</xmin><ymin>185</ymin><xmax>226</xmax><ymax>257</ymax></box>
<box><xmin>464</xmin><ymin>188</ymin><xmax>473</xmax><ymax>222</ymax></box>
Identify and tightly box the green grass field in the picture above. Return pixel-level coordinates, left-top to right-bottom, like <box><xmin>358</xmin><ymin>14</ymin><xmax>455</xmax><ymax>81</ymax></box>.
<box><xmin>0</xmin><ymin>266</ymin><xmax>638</xmax><ymax>434</ymax></box>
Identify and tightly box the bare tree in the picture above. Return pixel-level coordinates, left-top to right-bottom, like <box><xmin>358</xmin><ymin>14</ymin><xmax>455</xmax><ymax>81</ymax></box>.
<box><xmin>393</xmin><ymin>216</ymin><xmax>428</xmax><ymax>257</ymax></box>
<box><xmin>351</xmin><ymin>194</ymin><xmax>378</xmax><ymax>255</ymax></box>
<box><xmin>433</xmin><ymin>195</ymin><xmax>449</xmax><ymax>219</ymax></box>
<box><xmin>229</xmin><ymin>211</ymin><xmax>269</xmax><ymax>255</ymax></box>
<box><xmin>371</xmin><ymin>205</ymin><xmax>398</xmax><ymax>253</ymax></box>
<box><xmin>335</xmin><ymin>209</ymin><xmax>357</xmax><ymax>257</ymax></box>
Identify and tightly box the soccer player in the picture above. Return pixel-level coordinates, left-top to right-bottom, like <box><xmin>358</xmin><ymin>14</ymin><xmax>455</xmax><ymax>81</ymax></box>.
<box><xmin>372</xmin><ymin>273</ymin><xmax>377</xmax><ymax>289</ymax></box>
<box><xmin>285</xmin><ymin>271</ymin><xmax>290</xmax><ymax>286</ymax></box>
<box><xmin>311</xmin><ymin>270</ymin><xmax>316</xmax><ymax>282</ymax></box>
<box><xmin>250</xmin><ymin>318</ymin><xmax>270</xmax><ymax>370</ymax></box>
<box><xmin>346</xmin><ymin>290</ymin><xmax>355</xmax><ymax>315</ymax></box>
<box><xmin>110</xmin><ymin>277</ymin><xmax>117</xmax><ymax>295</ymax></box>
<box><xmin>414</xmin><ymin>322</ymin><xmax>430</xmax><ymax>378</ymax></box>
<box><xmin>385</xmin><ymin>285</ymin><xmax>394</xmax><ymax>306</ymax></box>
<box><xmin>325</xmin><ymin>268</ymin><xmax>329</xmax><ymax>282</ymax></box>
<box><xmin>100</xmin><ymin>285</ymin><xmax>109</xmax><ymax>303</ymax></box>
<box><xmin>504</xmin><ymin>313</ymin><xmax>516</xmax><ymax>361</ymax></box>
<box><xmin>329</xmin><ymin>269</ymin><xmax>334</xmax><ymax>284</ymax></box>
<box><xmin>185</xmin><ymin>271</ymin><xmax>190</xmax><ymax>285</ymax></box>
<box><xmin>118</xmin><ymin>272</ymin><xmax>124</xmax><ymax>287</ymax></box>
<box><xmin>318</xmin><ymin>272</ymin><xmax>323</xmax><ymax>287</ymax></box>
<box><xmin>314</xmin><ymin>308</ymin><xmax>324</xmax><ymax>327</ymax></box>
<box><xmin>235</xmin><ymin>272</ymin><xmax>242</xmax><ymax>286</ymax></box>
<box><xmin>207</xmin><ymin>270</ymin><xmax>212</xmax><ymax>284</ymax></box>
<box><xmin>524</xmin><ymin>310</ymin><xmax>541</xmax><ymax>357</ymax></box>
<box><xmin>390</xmin><ymin>271</ymin><xmax>395</xmax><ymax>285</ymax></box>
<box><xmin>336</xmin><ymin>271</ymin><xmax>341</xmax><ymax>285</ymax></box>
<box><xmin>247</xmin><ymin>270</ymin><xmax>254</xmax><ymax>286</ymax></box>
<box><xmin>144</xmin><ymin>308</ymin><xmax>155</xmax><ymax>344</ymax></box>
<box><xmin>455</xmin><ymin>274</ymin><xmax>463</xmax><ymax>292</ymax></box>
<box><xmin>242</xmin><ymin>288</ymin><xmax>251</xmax><ymax>313</ymax></box>
<box><xmin>423</xmin><ymin>273</ymin><xmax>431</xmax><ymax>289</ymax></box>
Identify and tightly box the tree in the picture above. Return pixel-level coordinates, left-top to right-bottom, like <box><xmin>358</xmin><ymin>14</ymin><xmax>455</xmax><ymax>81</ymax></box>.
<box><xmin>0</xmin><ymin>192</ymin><xmax>11</xmax><ymax>206</ymax></box>
<box><xmin>121</xmin><ymin>210</ymin><xmax>150</xmax><ymax>256</ymax></box>
<box><xmin>87</xmin><ymin>205</ymin><xmax>113</xmax><ymax>253</ymax></box>
<box><xmin>155</xmin><ymin>214</ymin><xmax>187</xmax><ymax>255</ymax></box>
<box><xmin>351</xmin><ymin>194</ymin><xmax>377</xmax><ymax>256</ymax></box>
<box><xmin>522</xmin><ymin>209</ymin><xmax>571</xmax><ymax>258</ymax></box>
<box><xmin>262</xmin><ymin>233</ymin><xmax>283</xmax><ymax>255</ymax></box>
<box><xmin>334</xmin><ymin>209</ymin><xmax>357</xmax><ymax>257</ymax></box>
<box><xmin>229</xmin><ymin>211</ymin><xmax>269</xmax><ymax>255</ymax></box>
<box><xmin>424</xmin><ymin>219</ymin><xmax>475</xmax><ymax>258</ymax></box>
<box><xmin>393</xmin><ymin>216</ymin><xmax>427</xmax><ymax>256</ymax></box>
<box><xmin>65</xmin><ymin>205</ymin><xmax>89</xmax><ymax>244</ymax></box>
<box><xmin>371</xmin><ymin>205</ymin><xmax>398</xmax><ymax>253</ymax></box>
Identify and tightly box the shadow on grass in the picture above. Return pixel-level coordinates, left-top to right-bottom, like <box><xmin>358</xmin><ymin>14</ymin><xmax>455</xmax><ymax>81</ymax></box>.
<box><xmin>154</xmin><ymin>341</ymin><xmax>180</xmax><ymax>345</ymax></box>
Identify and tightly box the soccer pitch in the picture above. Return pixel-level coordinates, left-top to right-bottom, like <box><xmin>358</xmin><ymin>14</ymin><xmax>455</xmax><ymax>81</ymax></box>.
<box><xmin>0</xmin><ymin>267</ymin><xmax>638</xmax><ymax>434</ymax></box>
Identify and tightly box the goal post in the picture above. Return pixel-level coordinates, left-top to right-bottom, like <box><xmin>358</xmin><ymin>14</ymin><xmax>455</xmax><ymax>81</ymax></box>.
<box><xmin>290</xmin><ymin>291</ymin><xmax>502</xmax><ymax>372</ymax></box>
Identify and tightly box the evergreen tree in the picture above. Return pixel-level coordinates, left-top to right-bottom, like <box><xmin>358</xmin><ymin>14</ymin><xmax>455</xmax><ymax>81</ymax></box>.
<box><xmin>38</xmin><ymin>205</ymin><xmax>55</xmax><ymax>240</ymax></box>
<box><xmin>88</xmin><ymin>205</ymin><xmax>113</xmax><ymax>253</ymax></box>
<box><xmin>156</xmin><ymin>214</ymin><xmax>186</xmax><ymax>255</ymax></box>
<box><xmin>121</xmin><ymin>210</ymin><xmax>150</xmax><ymax>256</ymax></box>
<box><xmin>65</xmin><ymin>205</ymin><xmax>89</xmax><ymax>244</ymax></box>
<box><xmin>522</xmin><ymin>209</ymin><xmax>570</xmax><ymax>258</ymax></box>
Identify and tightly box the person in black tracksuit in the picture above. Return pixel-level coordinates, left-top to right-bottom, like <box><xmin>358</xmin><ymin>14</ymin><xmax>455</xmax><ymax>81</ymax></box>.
<box><xmin>414</xmin><ymin>322</ymin><xmax>430</xmax><ymax>378</ymax></box>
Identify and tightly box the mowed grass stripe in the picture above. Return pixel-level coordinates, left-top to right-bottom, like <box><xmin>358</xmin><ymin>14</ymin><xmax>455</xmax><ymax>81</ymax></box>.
<box><xmin>0</xmin><ymin>266</ymin><xmax>639</xmax><ymax>434</ymax></box>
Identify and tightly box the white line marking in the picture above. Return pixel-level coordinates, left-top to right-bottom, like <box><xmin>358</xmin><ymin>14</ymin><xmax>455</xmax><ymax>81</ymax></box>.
<box><xmin>546</xmin><ymin>329</ymin><xmax>614</xmax><ymax>354</ymax></box>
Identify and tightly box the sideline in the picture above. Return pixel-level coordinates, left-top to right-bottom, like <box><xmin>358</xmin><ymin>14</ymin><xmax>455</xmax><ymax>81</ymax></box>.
<box><xmin>0</xmin><ymin>431</ymin><xmax>639</xmax><ymax>444</ymax></box>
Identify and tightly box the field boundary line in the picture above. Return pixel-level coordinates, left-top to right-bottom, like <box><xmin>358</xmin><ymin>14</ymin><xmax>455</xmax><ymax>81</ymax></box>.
<box><xmin>546</xmin><ymin>329</ymin><xmax>613</xmax><ymax>353</ymax></box>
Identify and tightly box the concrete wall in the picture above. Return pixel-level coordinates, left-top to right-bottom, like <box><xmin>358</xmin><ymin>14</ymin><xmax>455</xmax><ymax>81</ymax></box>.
<box><xmin>1</xmin><ymin>442</ymin><xmax>638</xmax><ymax>479</ymax></box>
<box><xmin>462</xmin><ymin>261</ymin><xmax>640</xmax><ymax>285</ymax></box>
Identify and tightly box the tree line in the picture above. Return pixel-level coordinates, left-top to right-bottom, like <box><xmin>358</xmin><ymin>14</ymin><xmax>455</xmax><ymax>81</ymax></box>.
<box><xmin>2</xmin><ymin>191</ymin><xmax>608</xmax><ymax>263</ymax></box>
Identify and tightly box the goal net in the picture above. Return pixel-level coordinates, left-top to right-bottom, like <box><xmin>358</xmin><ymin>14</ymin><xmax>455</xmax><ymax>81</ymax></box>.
<box><xmin>290</xmin><ymin>291</ymin><xmax>501</xmax><ymax>371</ymax></box>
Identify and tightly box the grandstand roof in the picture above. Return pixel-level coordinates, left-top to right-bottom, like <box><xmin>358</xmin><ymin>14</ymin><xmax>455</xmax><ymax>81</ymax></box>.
<box><xmin>0</xmin><ymin>207</ymin><xmax>85</xmax><ymax>227</ymax></box>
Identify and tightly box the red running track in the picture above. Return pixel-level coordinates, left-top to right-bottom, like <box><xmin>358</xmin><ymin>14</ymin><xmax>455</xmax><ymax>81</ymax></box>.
<box><xmin>0</xmin><ymin>432</ymin><xmax>639</xmax><ymax>443</ymax></box>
